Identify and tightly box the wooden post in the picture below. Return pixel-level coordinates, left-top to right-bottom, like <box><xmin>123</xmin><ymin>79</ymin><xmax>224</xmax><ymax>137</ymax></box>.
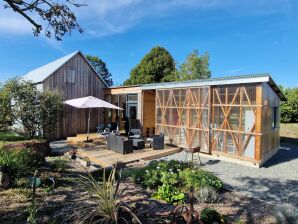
<box><xmin>255</xmin><ymin>84</ymin><xmax>262</xmax><ymax>161</ymax></box>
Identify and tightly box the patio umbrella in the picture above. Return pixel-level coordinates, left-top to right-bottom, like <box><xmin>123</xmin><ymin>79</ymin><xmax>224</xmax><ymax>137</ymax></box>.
<box><xmin>64</xmin><ymin>96</ymin><xmax>123</xmax><ymax>141</ymax></box>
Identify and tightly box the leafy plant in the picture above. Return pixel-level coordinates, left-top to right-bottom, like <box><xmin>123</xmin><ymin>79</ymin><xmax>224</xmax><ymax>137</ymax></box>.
<box><xmin>180</xmin><ymin>168</ymin><xmax>223</xmax><ymax>191</ymax></box>
<box><xmin>0</xmin><ymin>147</ymin><xmax>31</xmax><ymax>180</ymax></box>
<box><xmin>194</xmin><ymin>186</ymin><xmax>220</xmax><ymax>203</ymax></box>
<box><xmin>27</xmin><ymin>170</ymin><xmax>38</xmax><ymax>224</ymax></box>
<box><xmin>0</xmin><ymin>77</ymin><xmax>63</xmax><ymax>140</ymax></box>
<box><xmin>152</xmin><ymin>184</ymin><xmax>185</xmax><ymax>204</ymax></box>
<box><xmin>132</xmin><ymin>160</ymin><xmax>189</xmax><ymax>189</ymax></box>
<box><xmin>78</xmin><ymin>165</ymin><xmax>141</xmax><ymax>224</ymax></box>
<box><xmin>200</xmin><ymin>207</ymin><xmax>222</xmax><ymax>224</ymax></box>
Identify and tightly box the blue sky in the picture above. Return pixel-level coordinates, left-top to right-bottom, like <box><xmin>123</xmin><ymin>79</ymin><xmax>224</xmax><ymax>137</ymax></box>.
<box><xmin>0</xmin><ymin>0</ymin><xmax>297</xmax><ymax>87</ymax></box>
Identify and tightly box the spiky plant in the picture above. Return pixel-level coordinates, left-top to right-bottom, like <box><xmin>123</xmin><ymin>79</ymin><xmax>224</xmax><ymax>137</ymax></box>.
<box><xmin>78</xmin><ymin>166</ymin><xmax>141</xmax><ymax>224</ymax></box>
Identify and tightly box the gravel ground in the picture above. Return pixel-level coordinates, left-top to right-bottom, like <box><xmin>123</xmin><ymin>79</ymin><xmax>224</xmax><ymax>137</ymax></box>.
<box><xmin>165</xmin><ymin>143</ymin><xmax>298</xmax><ymax>208</ymax></box>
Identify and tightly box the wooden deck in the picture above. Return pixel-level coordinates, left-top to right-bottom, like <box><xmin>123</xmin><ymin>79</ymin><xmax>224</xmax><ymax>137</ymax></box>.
<box><xmin>67</xmin><ymin>133</ymin><xmax>182</xmax><ymax>168</ymax></box>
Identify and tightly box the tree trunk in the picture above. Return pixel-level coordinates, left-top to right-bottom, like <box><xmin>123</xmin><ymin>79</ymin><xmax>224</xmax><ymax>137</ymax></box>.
<box><xmin>0</xmin><ymin>166</ymin><xmax>11</xmax><ymax>189</ymax></box>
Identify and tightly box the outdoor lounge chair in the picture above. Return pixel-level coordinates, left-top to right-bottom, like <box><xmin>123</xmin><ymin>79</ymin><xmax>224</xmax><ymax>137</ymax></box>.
<box><xmin>152</xmin><ymin>132</ymin><xmax>164</xmax><ymax>150</ymax></box>
<box><xmin>107</xmin><ymin>133</ymin><xmax>133</xmax><ymax>155</ymax></box>
<box><xmin>128</xmin><ymin>129</ymin><xmax>142</xmax><ymax>139</ymax></box>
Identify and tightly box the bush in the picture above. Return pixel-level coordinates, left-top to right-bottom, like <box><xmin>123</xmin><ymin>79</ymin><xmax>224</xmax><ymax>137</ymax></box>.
<box><xmin>131</xmin><ymin>160</ymin><xmax>223</xmax><ymax>205</ymax></box>
<box><xmin>132</xmin><ymin>160</ymin><xmax>190</xmax><ymax>189</ymax></box>
<box><xmin>200</xmin><ymin>207</ymin><xmax>222</xmax><ymax>224</ymax></box>
<box><xmin>78</xmin><ymin>166</ymin><xmax>141</xmax><ymax>224</ymax></box>
<box><xmin>0</xmin><ymin>147</ymin><xmax>31</xmax><ymax>179</ymax></box>
<box><xmin>194</xmin><ymin>186</ymin><xmax>220</xmax><ymax>203</ymax></box>
<box><xmin>180</xmin><ymin>168</ymin><xmax>223</xmax><ymax>191</ymax></box>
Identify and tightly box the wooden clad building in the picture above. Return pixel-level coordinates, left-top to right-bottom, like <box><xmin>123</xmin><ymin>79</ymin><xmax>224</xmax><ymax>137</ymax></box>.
<box><xmin>24</xmin><ymin>51</ymin><xmax>285</xmax><ymax>167</ymax></box>
<box><xmin>105</xmin><ymin>74</ymin><xmax>286</xmax><ymax>167</ymax></box>
<box><xmin>24</xmin><ymin>51</ymin><xmax>107</xmax><ymax>138</ymax></box>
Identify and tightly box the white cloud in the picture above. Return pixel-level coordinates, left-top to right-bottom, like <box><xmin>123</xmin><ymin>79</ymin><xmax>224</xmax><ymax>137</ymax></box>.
<box><xmin>0</xmin><ymin>8</ymin><xmax>33</xmax><ymax>36</ymax></box>
<box><xmin>0</xmin><ymin>0</ymin><xmax>294</xmax><ymax>39</ymax></box>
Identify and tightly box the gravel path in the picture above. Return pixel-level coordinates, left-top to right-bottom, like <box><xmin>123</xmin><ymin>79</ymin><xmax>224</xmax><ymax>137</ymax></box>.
<box><xmin>165</xmin><ymin>143</ymin><xmax>298</xmax><ymax>208</ymax></box>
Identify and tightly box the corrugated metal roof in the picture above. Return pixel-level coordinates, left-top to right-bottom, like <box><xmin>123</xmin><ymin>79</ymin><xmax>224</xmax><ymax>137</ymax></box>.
<box><xmin>124</xmin><ymin>73</ymin><xmax>286</xmax><ymax>101</ymax></box>
<box><xmin>23</xmin><ymin>50</ymin><xmax>107</xmax><ymax>86</ymax></box>
<box><xmin>23</xmin><ymin>51</ymin><xmax>79</xmax><ymax>83</ymax></box>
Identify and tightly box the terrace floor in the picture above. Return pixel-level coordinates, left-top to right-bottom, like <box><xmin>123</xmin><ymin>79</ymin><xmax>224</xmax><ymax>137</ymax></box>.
<box><xmin>66</xmin><ymin>133</ymin><xmax>182</xmax><ymax>168</ymax></box>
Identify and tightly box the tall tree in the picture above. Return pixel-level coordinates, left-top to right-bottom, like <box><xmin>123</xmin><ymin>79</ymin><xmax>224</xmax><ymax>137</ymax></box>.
<box><xmin>280</xmin><ymin>86</ymin><xmax>298</xmax><ymax>123</ymax></box>
<box><xmin>124</xmin><ymin>46</ymin><xmax>176</xmax><ymax>85</ymax></box>
<box><xmin>178</xmin><ymin>50</ymin><xmax>211</xmax><ymax>80</ymax></box>
<box><xmin>2</xmin><ymin>0</ymin><xmax>85</xmax><ymax>41</ymax></box>
<box><xmin>86</xmin><ymin>55</ymin><xmax>113</xmax><ymax>87</ymax></box>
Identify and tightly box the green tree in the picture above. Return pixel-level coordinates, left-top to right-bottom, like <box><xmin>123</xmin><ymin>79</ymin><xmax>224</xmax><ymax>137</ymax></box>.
<box><xmin>124</xmin><ymin>46</ymin><xmax>176</xmax><ymax>85</ymax></box>
<box><xmin>40</xmin><ymin>90</ymin><xmax>63</xmax><ymax>141</ymax></box>
<box><xmin>280</xmin><ymin>86</ymin><xmax>298</xmax><ymax>123</ymax></box>
<box><xmin>0</xmin><ymin>77</ymin><xmax>63</xmax><ymax>140</ymax></box>
<box><xmin>2</xmin><ymin>78</ymin><xmax>41</xmax><ymax>138</ymax></box>
<box><xmin>0</xmin><ymin>82</ymin><xmax>12</xmax><ymax>131</ymax></box>
<box><xmin>3</xmin><ymin>0</ymin><xmax>85</xmax><ymax>41</ymax></box>
<box><xmin>178</xmin><ymin>50</ymin><xmax>211</xmax><ymax>81</ymax></box>
<box><xmin>86</xmin><ymin>55</ymin><xmax>114</xmax><ymax>87</ymax></box>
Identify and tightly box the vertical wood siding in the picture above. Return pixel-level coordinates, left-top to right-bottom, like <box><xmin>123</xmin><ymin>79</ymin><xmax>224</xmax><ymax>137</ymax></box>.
<box><xmin>42</xmin><ymin>53</ymin><xmax>106</xmax><ymax>138</ymax></box>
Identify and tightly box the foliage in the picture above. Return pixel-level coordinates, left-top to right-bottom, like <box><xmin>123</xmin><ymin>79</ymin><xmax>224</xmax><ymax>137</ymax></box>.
<box><xmin>194</xmin><ymin>186</ymin><xmax>220</xmax><ymax>203</ymax></box>
<box><xmin>200</xmin><ymin>207</ymin><xmax>222</xmax><ymax>224</ymax></box>
<box><xmin>0</xmin><ymin>146</ymin><xmax>31</xmax><ymax>180</ymax></box>
<box><xmin>178</xmin><ymin>50</ymin><xmax>211</xmax><ymax>81</ymax></box>
<box><xmin>86</xmin><ymin>55</ymin><xmax>114</xmax><ymax>87</ymax></box>
<box><xmin>49</xmin><ymin>158</ymin><xmax>69</xmax><ymax>172</ymax></box>
<box><xmin>78</xmin><ymin>165</ymin><xmax>141</xmax><ymax>224</ymax></box>
<box><xmin>27</xmin><ymin>170</ymin><xmax>38</xmax><ymax>224</ymax></box>
<box><xmin>132</xmin><ymin>160</ymin><xmax>223</xmax><ymax>205</ymax></box>
<box><xmin>132</xmin><ymin>160</ymin><xmax>189</xmax><ymax>189</ymax></box>
<box><xmin>275</xmin><ymin>204</ymin><xmax>298</xmax><ymax>224</ymax></box>
<box><xmin>40</xmin><ymin>90</ymin><xmax>63</xmax><ymax>141</ymax></box>
<box><xmin>280</xmin><ymin>86</ymin><xmax>298</xmax><ymax>123</ymax></box>
<box><xmin>0</xmin><ymin>83</ymin><xmax>12</xmax><ymax>131</ymax></box>
<box><xmin>0</xmin><ymin>131</ymin><xmax>27</xmax><ymax>142</ymax></box>
<box><xmin>3</xmin><ymin>0</ymin><xmax>85</xmax><ymax>41</ymax></box>
<box><xmin>152</xmin><ymin>184</ymin><xmax>185</xmax><ymax>204</ymax></box>
<box><xmin>124</xmin><ymin>46</ymin><xmax>176</xmax><ymax>85</ymax></box>
<box><xmin>0</xmin><ymin>77</ymin><xmax>63</xmax><ymax>140</ymax></box>
<box><xmin>180</xmin><ymin>168</ymin><xmax>223</xmax><ymax>191</ymax></box>
<box><xmin>1</xmin><ymin>77</ymin><xmax>40</xmax><ymax>138</ymax></box>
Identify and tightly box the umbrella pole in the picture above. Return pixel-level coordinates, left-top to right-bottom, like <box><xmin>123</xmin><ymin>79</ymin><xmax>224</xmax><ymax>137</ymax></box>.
<box><xmin>87</xmin><ymin>108</ymin><xmax>90</xmax><ymax>141</ymax></box>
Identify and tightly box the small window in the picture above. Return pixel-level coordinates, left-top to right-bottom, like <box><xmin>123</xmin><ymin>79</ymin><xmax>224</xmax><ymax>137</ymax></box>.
<box><xmin>272</xmin><ymin>107</ymin><xmax>278</xmax><ymax>129</ymax></box>
<box><xmin>64</xmin><ymin>69</ymin><xmax>76</xmax><ymax>83</ymax></box>
<box><xmin>127</xmin><ymin>94</ymin><xmax>137</xmax><ymax>102</ymax></box>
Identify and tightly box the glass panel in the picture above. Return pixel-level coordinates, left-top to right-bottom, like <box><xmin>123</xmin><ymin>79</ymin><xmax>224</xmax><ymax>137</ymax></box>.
<box><xmin>227</xmin><ymin>132</ymin><xmax>237</xmax><ymax>154</ymax></box>
<box><xmin>242</xmin><ymin>134</ymin><xmax>255</xmax><ymax>158</ymax></box>
<box><xmin>127</xmin><ymin>94</ymin><xmax>137</xmax><ymax>102</ymax></box>
<box><xmin>213</xmin><ymin>131</ymin><xmax>224</xmax><ymax>152</ymax></box>
<box><xmin>190</xmin><ymin>109</ymin><xmax>198</xmax><ymax>128</ymax></box>
<box><xmin>156</xmin><ymin>108</ymin><xmax>162</xmax><ymax>124</ymax></box>
<box><xmin>242</xmin><ymin>107</ymin><xmax>255</xmax><ymax>133</ymax></box>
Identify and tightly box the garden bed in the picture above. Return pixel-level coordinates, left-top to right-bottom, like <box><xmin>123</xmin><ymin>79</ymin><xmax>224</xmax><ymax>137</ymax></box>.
<box><xmin>0</xmin><ymin>157</ymin><xmax>278</xmax><ymax>224</ymax></box>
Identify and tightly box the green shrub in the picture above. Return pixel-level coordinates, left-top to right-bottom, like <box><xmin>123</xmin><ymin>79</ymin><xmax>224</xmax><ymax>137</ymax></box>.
<box><xmin>0</xmin><ymin>142</ymin><xmax>45</xmax><ymax>182</ymax></box>
<box><xmin>132</xmin><ymin>160</ymin><xmax>189</xmax><ymax>189</ymax></box>
<box><xmin>200</xmin><ymin>207</ymin><xmax>222</xmax><ymax>224</ymax></box>
<box><xmin>152</xmin><ymin>184</ymin><xmax>185</xmax><ymax>204</ymax></box>
<box><xmin>180</xmin><ymin>168</ymin><xmax>223</xmax><ymax>191</ymax></box>
<box><xmin>0</xmin><ymin>147</ymin><xmax>31</xmax><ymax>179</ymax></box>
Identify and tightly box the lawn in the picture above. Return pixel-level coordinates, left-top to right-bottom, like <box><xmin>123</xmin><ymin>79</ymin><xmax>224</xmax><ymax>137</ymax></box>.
<box><xmin>0</xmin><ymin>131</ymin><xmax>28</xmax><ymax>147</ymax></box>
<box><xmin>280</xmin><ymin>123</ymin><xmax>298</xmax><ymax>144</ymax></box>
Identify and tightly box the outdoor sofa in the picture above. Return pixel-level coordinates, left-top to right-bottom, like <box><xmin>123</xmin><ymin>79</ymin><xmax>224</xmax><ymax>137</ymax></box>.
<box><xmin>107</xmin><ymin>133</ymin><xmax>133</xmax><ymax>155</ymax></box>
